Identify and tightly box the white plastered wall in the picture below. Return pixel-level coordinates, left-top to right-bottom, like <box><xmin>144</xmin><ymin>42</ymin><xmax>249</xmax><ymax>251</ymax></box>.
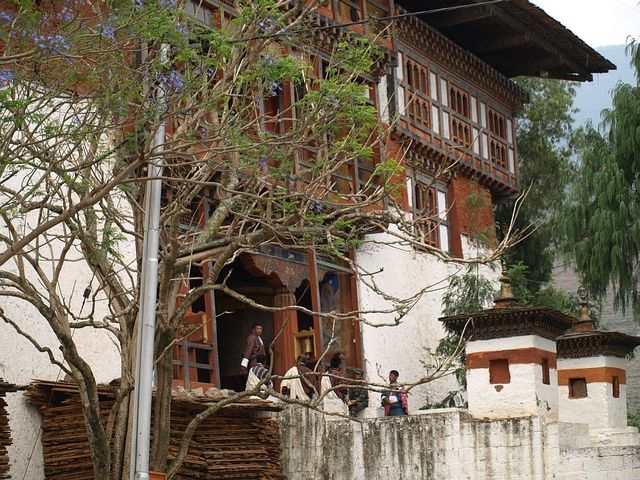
<box><xmin>558</xmin><ymin>356</ymin><xmax>628</xmax><ymax>430</ymax></box>
<box><xmin>354</xmin><ymin>229</ymin><xmax>500</xmax><ymax>415</ymax></box>
<box><xmin>0</xmin><ymin>95</ymin><xmax>127</xmax><ymax>478</ymax></box>
<box><xmin>466</xmin><ymin>335</ymin><xmax>559</xmax><ymax>420</ymax></box>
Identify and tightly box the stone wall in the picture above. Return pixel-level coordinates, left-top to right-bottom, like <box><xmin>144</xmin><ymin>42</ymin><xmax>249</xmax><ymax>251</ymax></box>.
<box><xmin>279</xmin><ymin>406</ymin><xmax>640</xmax><ymax>480</ymax></box>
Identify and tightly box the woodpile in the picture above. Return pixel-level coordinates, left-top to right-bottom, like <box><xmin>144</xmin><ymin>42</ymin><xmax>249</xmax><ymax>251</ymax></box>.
<box><xmin>27</xmin><ymin>380</ymin><xmax>286</xmax><ymax>479</ymax></box>
<box><xmin>0</xmin><ymin>379</ymin><xmax>16</xmax><ymax>480</ymax></box>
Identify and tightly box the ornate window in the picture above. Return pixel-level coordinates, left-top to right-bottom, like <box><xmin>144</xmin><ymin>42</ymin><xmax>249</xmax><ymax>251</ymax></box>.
<box><xmin>488</xmin><ymin>107</ymin><xmax>506</xmax><ymax>139</ymax></box>
<box><xmin>449</xmin><ymin>84</ymin><xmax>469</xmax><ymax>118</ymax></box>
<box><xmin>408</xmin><ymin>170</ymin><xmax>449</xmax><ymax>250</ymax></box>
<box><xmin>336</xmin><ymin>0</ymin><xmax>362</xmax><ymax>23</ymax></box>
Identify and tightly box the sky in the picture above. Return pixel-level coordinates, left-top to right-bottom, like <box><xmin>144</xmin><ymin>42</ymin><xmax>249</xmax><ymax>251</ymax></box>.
<box><xmin>531</xmin><ymin>0</ymin><xmax>640</xmax><ymax>48</ymax></box>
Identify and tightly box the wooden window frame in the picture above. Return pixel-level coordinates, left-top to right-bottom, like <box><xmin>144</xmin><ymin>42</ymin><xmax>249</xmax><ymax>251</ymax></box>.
<box><xmin>364</xmin><ymin>0</ymin><xmax>389</xmax><ymax>36</ymax></box>
<box><xmin>409</xmin><ymin>170</ymin><xmax>448</xmax><ymax>249</ymax></box>
<box><xmin>541</xmin><ymin>358</ymin><xmax>550</xmax><ymax>385</ymax></box>
<box><xmin>612</xmin><ymin>376</ymin><xmax>620</xmax><ymax>398</ymax></box>
<box><xmin>569</xmin><ymin>377</ymin><xmax>588</xmax><ymax>399</ymax></box>
<box><xmin>336</xmin><ymin>0</ymin><xmax>362</xmax><ymax>23</ymax></box>
<box><xmin>449</xmin><ymin>84</ymin><xmax>470</xmax><ymax>118</ymax></box>
<box><xmin>261</xmin><ymin>83</ymin><xmax>286</xmax><ymax>135</ymax></box>
<box><xmin>488</xmin><ymin>107</ymin><xmax>506</xmax><ymax>139</ymax></box>
<box><xmin>489</xmin><ymin>359</ymin><xmax>511</xmax><ymax>385</ymax></box>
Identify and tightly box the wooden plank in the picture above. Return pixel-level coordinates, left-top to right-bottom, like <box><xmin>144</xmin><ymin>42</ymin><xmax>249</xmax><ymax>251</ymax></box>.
<box><xmin>25</xmin><ymin>381</ymin><xmax>285</xmax><ymax>480</ymax></box>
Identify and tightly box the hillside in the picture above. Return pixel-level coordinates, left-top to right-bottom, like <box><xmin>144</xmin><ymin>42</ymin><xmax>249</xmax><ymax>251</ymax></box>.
<box><xmin>572</xmin><ymin>44</ymin><xmax>636</xmax><ymax>128</ymax></box>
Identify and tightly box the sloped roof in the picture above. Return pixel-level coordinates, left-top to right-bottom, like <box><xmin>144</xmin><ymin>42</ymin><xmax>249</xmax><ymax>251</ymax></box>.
<box><xmin>397</xmin><ymin>0</ymin><xmax>615</xmax><ymax>81</ymax></box>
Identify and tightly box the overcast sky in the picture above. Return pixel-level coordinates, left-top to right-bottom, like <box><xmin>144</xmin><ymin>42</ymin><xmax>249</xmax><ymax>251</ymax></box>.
<box><xmin>531</xmin><ymin>0</ymin><xmax>640</xmax><ymax>48</ymax></box>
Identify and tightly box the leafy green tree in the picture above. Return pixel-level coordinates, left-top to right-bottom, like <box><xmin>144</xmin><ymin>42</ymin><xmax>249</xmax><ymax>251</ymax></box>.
<box><xmin>507</xmin><ymin>262</ymin><xmax>577</xmax><ymax>316</ymax></box>
<box><xmin>0</xmin><ymin>1</ymin><xmax>389</xmax><ymax>478</ymax></box>
<box><xmin>496</xmin><ymin>77</ymin><xmax>576</xmax><ymax>291</ymax></box>
<box><xmin>558</xmin><ymin>40</ymin><xmax>640</xmax><ymax>317</ymax></box>
<box><xmin>0</xmin><ymin>1</ymin><xmax>513</xmax><ymax>478</ymax></box>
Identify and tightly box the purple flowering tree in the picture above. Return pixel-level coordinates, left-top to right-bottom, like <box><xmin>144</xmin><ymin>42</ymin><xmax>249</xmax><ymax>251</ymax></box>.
<box><xmin>0</xmin><ymin>1</ymin><xmax>518</xmax><ymax>479</ymax></box>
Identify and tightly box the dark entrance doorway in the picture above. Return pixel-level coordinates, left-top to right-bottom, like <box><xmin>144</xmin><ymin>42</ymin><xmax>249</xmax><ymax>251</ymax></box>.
<box><xmin>214</xmin><ymin>260</ymin><xmax>275</xmax><ymax>391</ymax></box>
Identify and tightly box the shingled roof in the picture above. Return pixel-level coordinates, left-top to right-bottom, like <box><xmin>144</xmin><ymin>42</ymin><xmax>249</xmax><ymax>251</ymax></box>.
<box><xmin>398</xmin><ymin>0</ymin><xmax>615</xmax><ymax>81</ymax></box>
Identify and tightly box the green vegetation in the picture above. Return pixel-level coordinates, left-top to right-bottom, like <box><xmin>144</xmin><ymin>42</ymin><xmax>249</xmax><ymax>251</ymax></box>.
<box><xmin>558</xmin><ymin>41</ymin><xmax>640</xmax><ymax>317</ymax></box>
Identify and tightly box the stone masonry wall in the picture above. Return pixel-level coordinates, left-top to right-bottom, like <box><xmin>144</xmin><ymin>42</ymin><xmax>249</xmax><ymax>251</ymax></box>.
<box><xmin>279</xmin><ymin>406</ymin><xmax>640</xmax><ymax>480</ymax></box>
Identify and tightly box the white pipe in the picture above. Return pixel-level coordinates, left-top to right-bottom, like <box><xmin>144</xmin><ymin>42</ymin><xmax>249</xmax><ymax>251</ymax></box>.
<box><xmin>131</xmin><ymin>43</ymin><xmax>169</xmax><ymax>480</ymax></box>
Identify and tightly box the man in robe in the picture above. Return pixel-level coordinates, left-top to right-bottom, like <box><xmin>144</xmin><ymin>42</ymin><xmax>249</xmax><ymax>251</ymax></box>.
<box><xmin>321</xmin><ymin>352</ymin><xmax>347</xmax><ymax>402</ymax></box>
<box><xmin>245</xmin><ymin>354</ymin><xmax>273</xmax><ymax>392</ymax></box>
<box><xmin>280</xmin><ymin>355</ymin><xmax>318</xmax><ymax>401</ymax></box>
<box><xmin>381</xmin><ymin>370</ymin><xmax>408</xmax><ymax>416</ymax></box>
<box><xmin>240</xmin><ymin>323</ymin><xmax>265</xmax><ymax>373</ymax></box>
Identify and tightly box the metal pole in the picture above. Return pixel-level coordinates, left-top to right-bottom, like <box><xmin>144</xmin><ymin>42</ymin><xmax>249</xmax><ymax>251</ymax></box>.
<box><xmin>131</xmin><ymin>43</ymin><xmax>169</xmax><ymax>480</ymax></box>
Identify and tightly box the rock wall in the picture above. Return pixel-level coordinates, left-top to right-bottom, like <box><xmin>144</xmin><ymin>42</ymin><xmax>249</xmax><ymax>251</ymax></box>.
<box><xmin>279</xmin><ymin>406</ymin><xmax>640</xmax><ymax>480</ymax></box>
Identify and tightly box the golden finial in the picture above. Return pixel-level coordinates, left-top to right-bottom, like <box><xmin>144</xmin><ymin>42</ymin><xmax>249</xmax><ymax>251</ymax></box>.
<box><xmin>494</xmin><ymin>259</ymin><xmax>518</xmax><ymax>308</ymax></box>
<box><xmin>572</xmin><ymin>286</ymin><xmax>597</xmax><ymax>332</ymax></box>
<box><xmin>577</xmin><ymin>286</ymin><xmax>591</xmax><ymax>321</ymax></box>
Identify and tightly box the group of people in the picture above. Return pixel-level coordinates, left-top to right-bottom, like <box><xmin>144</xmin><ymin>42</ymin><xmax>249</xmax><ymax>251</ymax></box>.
<box><xmin>239</xmin><ymin>323</ymin><xmax>408</xmax><ymax>417</ymax></box>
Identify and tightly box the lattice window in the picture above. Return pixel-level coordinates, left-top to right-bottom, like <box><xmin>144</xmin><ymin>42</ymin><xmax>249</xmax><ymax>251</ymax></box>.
<box><xmin>451</xmin><ymin>116</ymin><xmax>472</xmax><ymax>149</ymax></box>
<box><xmin>449</xmin><ymin>84</ymin><xmax>469</xmax><ymax>118</ymax></box>
<box><xmin>337</xmin><ymin>0</ymin><xmax>362</xmax><ymax>22</ymax></box>
<box><xmin>408</xmin><ymin>172</ymin><xmax>448</xmax><ymax>250</ymax></box>
<box><xmin>489</xmin><ymin>138</ymin><xmax>508</xmax><ymax>170</ymax></box>
<box><xmin>404</xmin><ymin>57</ymin><xmax>429</xmax><ymax>96</ymax></box>
<box><xmin>488</xmin><ymin>107</ymin><xmax>506</xmax><ymax>139</ymax></box>
<box><xmin>406</xmin><ymin>92</ymin><xmax>430</xmax><ymax>131</ymax></box>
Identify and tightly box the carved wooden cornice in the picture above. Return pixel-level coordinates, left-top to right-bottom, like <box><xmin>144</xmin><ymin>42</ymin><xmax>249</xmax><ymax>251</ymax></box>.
<box><xmin>557</xmin><ymin>331</ymin><xmax>640</xmax><ymax>359</ymax></box>
<box><xmin>439</xmin><ymin>306</ymin><xmax>575</xmax><ymax>342</ymax></box>
<box><xmin>239</xmin><ymin>248</ymin><xmax>310</xmax><ymax>291</ymax></box>
<box><xmin>394</xmin><ymin>7</ymin><xmax>529</xmax><ymax>110</ymax></box>
<box><xmin>391</xmin><ymin>129</ymin><xmax>518</xmax><ymax>197</ymax></box>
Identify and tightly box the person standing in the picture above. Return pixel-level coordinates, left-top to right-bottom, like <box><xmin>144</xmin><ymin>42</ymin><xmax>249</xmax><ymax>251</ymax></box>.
<box><xmin>381</xmin><ymin>370</ymin><xmax>408</xmax><ymax>416</ymax></box>
<box><xmin>240</xmin><ymin>323</ymin><xmax>266</xmax><ymax>373</ymax></box>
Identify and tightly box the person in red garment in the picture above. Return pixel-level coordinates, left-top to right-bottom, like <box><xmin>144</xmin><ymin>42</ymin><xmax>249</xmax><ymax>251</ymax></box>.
<box><xmin>381</xmin><ymin>370</ymin><xmax>408</xmax><ymax>416</ymax></box>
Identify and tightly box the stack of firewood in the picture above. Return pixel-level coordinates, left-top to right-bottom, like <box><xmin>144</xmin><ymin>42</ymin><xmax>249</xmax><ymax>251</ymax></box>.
<box><xmin>0</xmin><ymin>380</ymin><xmax>15</xmax><ymax>480</ymax></box>
<box><xmin>27</xmin><ymin>380</ymin><xmax>285</xmax><ymax>479</ymax></box>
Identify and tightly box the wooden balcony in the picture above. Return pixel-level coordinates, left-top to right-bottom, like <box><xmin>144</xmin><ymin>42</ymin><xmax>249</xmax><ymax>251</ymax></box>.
<box><xmin>398</xmin><ymin>82</ymin><xmax>518</xmax><ymax>197</ymax></box>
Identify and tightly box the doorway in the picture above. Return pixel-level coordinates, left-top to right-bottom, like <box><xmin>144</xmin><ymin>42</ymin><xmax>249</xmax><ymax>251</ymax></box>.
<box><xmin>214</xmin><ymin>261</ymin><xmax>275</xmax><ymax>391</ymax></box>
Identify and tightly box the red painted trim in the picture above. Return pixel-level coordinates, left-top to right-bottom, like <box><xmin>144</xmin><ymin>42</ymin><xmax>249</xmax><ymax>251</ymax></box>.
<box><xmin>466</xmin><ymin>348</ymin><xmax>557</xmax><ymax>369</ymax></box>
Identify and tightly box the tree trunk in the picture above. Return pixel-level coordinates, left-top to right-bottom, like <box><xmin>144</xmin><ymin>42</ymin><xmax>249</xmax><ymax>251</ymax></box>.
<box><xmin>149</xmin><ymin>327</ymin><xmax>175</xmax><ymax>472</ymax></box>
<box><xmin>72</xmin><ymin>363</ymin><xmax>111</xmax><ymax>480</ymax></box>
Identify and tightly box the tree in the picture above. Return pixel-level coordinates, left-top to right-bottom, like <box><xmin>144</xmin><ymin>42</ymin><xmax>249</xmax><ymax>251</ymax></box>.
<box><xmin>558</xmin><ymin>40</ymin><xmax>640</xmax><ymax>317</ymax></box>
<box><xmin>0</xmin><ymin>1</ymin><xmax>516</xmax><ymax>479</ymax></box>
<box><xmin>495</xmin><ymin>77</ymin><xmax>576</xmax><ymax>291</ymax></box>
